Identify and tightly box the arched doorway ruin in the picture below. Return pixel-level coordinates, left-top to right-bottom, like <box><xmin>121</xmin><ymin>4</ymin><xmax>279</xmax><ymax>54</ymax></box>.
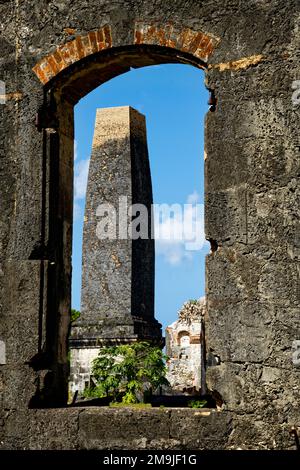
<box><xmin>32</xmin><ymin>24</ymin><xmax>215</xmax><ymax>405</ymax></box>
<box><xmin>1</xmin><ymin>0</ymin><xmax>298</xmax><ymax>450</ymax></box>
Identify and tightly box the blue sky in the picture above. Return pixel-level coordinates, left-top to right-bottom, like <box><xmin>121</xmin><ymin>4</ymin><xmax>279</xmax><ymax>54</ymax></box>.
<box><xmin>72</xmin><ymin>63</ymin><xmax>210</xmax><ymax>330</ymax></box>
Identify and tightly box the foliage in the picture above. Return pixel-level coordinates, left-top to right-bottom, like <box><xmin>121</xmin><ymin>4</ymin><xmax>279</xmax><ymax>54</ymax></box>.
<box><xmin>188</xmin><ymin>399</ymin><xmax>207</xmax><ymax>409</ymax></box>
<box><xmin>109</xmin><ymin>402</ymin><xmax>152</xmax><ymax>409</ymax></box>
<box><xmin>71</xmin><ymin>309</ymin><xmax>81</xmax><ymax>323</ymax></box>
<box><xmin>84</xmin><ymin>341</ymin><xmax>169</xmax><ymax>404</ymax></box>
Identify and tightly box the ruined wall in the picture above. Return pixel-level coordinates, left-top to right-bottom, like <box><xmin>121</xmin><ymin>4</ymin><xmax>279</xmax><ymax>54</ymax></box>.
<box><xmin>166</xmin><ymin>299</ymin><xmax>205</xmax><ymax>393</ymax></box>
<box><xmin>0</xmin><ymin>0</ymin><xmax>299</xmax><ymax>450</ymax></box>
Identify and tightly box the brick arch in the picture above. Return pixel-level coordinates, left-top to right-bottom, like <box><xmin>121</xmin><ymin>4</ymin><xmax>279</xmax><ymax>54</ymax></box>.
<box><xmin>33</xmin><ymin>21</ymin><xmax>220</xmax><ymax>85</ymax></box>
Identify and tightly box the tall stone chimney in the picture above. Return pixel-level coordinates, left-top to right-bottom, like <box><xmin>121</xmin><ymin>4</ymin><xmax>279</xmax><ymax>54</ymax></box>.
<box><xmin>69</xmin><ymin>106</ymin><xmax>162</xmax><ymax>394</ymax></box>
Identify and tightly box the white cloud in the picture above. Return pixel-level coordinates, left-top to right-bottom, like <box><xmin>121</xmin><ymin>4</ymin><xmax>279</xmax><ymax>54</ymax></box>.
<box><xmin>74</xmin><ymin>140</ymin><xmax>78</xmax><ymax>161</ymax></box>
<box><xmin>74</xmin><ymin>158</ymin><xmax>90</xmax><ymax>200</ymax></box>
<box><xmin>73</xmin><ymin>150</ymin><xmax>89</xmax><ymax>222</ymax></box>
<box><xmin>73</xmin><ymin>201</ymin><xmax>82</xmax><ymax>222</ymax></box>
<box><xmin>155</xmin><ymin>238</ymin><xmax>193</xmax><ymax>265</ymax></box>
<box><xmin>154</xmin><ymin>192</ymin><xmax>208</xmax><ymax>265</ymax></box>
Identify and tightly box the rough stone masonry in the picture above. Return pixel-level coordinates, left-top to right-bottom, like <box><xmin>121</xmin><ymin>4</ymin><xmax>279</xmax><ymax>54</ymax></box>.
<box><xmin>69</xmin><ymin>106</ymin><xmax>162</xmax><ymax>395</ymax></box>
<box><xmin>0</xmin><ymin>0</ymin><xmax>299</xmax><ymax>450</ymax></box>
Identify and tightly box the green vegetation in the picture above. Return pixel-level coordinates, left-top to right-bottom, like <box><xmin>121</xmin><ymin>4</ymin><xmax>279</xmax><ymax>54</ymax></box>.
<box><xmin>109</xmin><ymin>402</ymin><xmax>152</xmax><ymax>409</ymax></box>
<box><xmin>188</xmin><ymin>399</ymin><xmax>207</xmax><ymax>409</ymax></box>
<box><xmin>71</xmin><ymin>309</ymin><xmax>81</xmax><ymax>323</ymax></box>
<box><xmin>84</xmin><ymin>341</ymin><xmax>169</xmax><ymax>404</ymax></box>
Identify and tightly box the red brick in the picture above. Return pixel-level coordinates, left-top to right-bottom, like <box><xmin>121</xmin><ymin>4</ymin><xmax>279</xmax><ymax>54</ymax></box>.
<box><xmin>134</xmin><ymin>29</ymin><xmax>143</xmax><ymax>44</ymax></box>
<box><xmin>75</xmin><ymin>36</ymin><xmax>85</xmax><ymax>59</ymax></box>
<box><xmin>204</xmin><ymin>39</ymin><xmax>214</xmax><ymax>58</ymax></box>
<box><xmin>53</xmin><ymin>50</ymin><xmax>66</xmax><ymax>72</ymax></box>
<box><xmin>180</xmin><ymin>29</ymin><xmax>197</xmax><ymax>53</ymax></box>
<box><xmin>47</xmin><ymin>55</ymin><xmax>60</xmax><ymax>75</ymax></box>
<box><xmin>96</xmin><ymin>29</ymin><xmax>105</xmax><ymax>50</ymax></box>
<box><xmin>188</xmin><ymin>32</ymin><xmax>204</xmax><ymax>53</ymax></box>
<box><xmin>103</xmin><ymin>25</ymin><xmax>112</xmax><ymax>47</ymax></box>
<box><xmin>40</xmin><ymin>59</ymin><xmax>55</xmax><ymax>81</ymax></box>
<box><xmin>32</xmin><ymin>64</ymin><xmax>48</xmax><ymax>85</ymax></box>
<box><xmin>33</xmin><ymin>22</ymin><xmax>216</xmax><ymax>85</ymax></box>
<box><xmin>88</xmin><ymin>31</ymin><xmax>98</xmax><ymax>53</ymax></box>
<box><xmin>81</xmin><ymin>35</ymin><xmax>92</xmax><ymax>56</ymax></box>
<box><xmin>58</xmin><ymin>41</ymin><xmax>78</xmax><ymax>65</ymax></box>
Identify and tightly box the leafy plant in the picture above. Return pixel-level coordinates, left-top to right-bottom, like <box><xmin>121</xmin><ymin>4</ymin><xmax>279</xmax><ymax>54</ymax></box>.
<box><xmin>71</xmin><ymin>309</ymin><xmax>81</xmax><ymax>323</ymax></box>
<box><xmin>188</xmin><ymin>399</ymin><xmax>207</xmax><ymax>409</ymax></box>
<box><xmin>84</xmin><ymin>341</ymin><xmax>169</xmax><ymax>404</ymax></box>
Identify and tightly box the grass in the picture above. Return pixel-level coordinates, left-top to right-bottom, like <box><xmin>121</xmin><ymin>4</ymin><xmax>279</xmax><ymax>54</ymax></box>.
<box><xmin>109</xmin><ymin>402</ymin><xmax>152</xmax><ymax>409</ymax></box>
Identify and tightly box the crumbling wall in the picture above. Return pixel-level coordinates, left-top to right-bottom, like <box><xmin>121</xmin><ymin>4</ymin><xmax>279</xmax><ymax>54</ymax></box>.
<box><xmin>204</xmin><ymin>2</ymin><xmax>300</xmax><ymax>444</ymax></box>
<box><xmin>0</xmin><ymin>0</ymin><xmax>299</xmax><ymax>450</ymax></box>
<box><xmin>166</xmin><ymin>299</ymin><xmax>205</xmax><ymax>393</ymax></box>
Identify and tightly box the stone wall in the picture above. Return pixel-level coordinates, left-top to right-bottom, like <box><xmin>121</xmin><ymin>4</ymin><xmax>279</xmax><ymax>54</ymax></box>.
<box><xmin>1</xmin><ymin>406</ymin><xmax>297</xmax><ymax>450</ymax></box>
<box><xmin>0</xmin><ymin>0</ymin><xmax>299</xmax><ymax>449</ymax></box>
<box><xmin>0</xmin><ymin>407</ymin><xmax>232</xmax><ymax>450</ymax></box>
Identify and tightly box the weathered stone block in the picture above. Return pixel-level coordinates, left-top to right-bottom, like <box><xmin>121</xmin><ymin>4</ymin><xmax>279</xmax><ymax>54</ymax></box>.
<box><xmin>29</xmin><ymin>409</ymin><xmax>80</xmax><ymax>450</ymax></box>
<box><xmin>206</xmin><ymin>98</ymin><xmax>288</xmax><ymax>142</ymax></box>
<box><xmin>0</xmin><ymin>260</ymin><xmax>42</xmax><ymax>317</ymax></box>
<box><xmin>247</xmin><ymin>185</ymin><xmax>300</xmax><ymax>254</ymax></box>
<box><xmin>169</xmin><ymin>409</ymin><xmax>232</xmax><ymax>449</ymax></box>
<box><xmin>206</xmin><ymin>301</ymin><xmax>276</xmax><ymax>363</ymax></box>
<box><xmin>0</xmin><ymin>315</ymin><xmax>39</xmax><ymax>365</ymax></box>
<box><xmin>205</xmin><ymin>187</ymin><xmax>247</xmax><ymax>245</ymax></box>
<box><xmin>258</xmin><ymin>261</ymin><xmax>300</xmax><ymax>307</ymax></box>
<box><xmin>206</xmin><ymin>362</ymin><xmax>260</xmax><ymax>413</ymax></box>
<box><xmin>205</xmin><ymin>137</ymin><xmax>249</xmax><ymax>192</ymax></box>
<box><xmin>228</xmin><ymin>415</ymin><xmax>295</xmax><ymax>450</ymax></box>
<box><xmin>2</xmin><ymin>366</ymin><xmax>38</xmax><ymax>410</ymax></box>
<box><xmin>206</xmin><ymin>248</ymin><xmax>263</xmax><ymax>303</ymax></box>
<box><xmin>207</xmin><ymin>302</ymin><xmax>300</xmax><ymax>371</ymax></box>
<box><xmin>206</xmin><ymin>361</ymin><xmax>300</xmax><ymax>421</ymax></box>
<box><xmin>78</xmin><ymin>408</ymin><xmax>170</xmax><ymax>449</ymax></box>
